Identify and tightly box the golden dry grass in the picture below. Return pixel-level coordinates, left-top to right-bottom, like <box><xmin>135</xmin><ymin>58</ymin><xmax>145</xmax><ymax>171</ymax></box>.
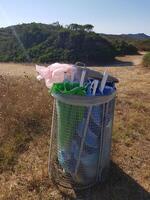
<box><xmin>0</xmin><ymin>54</ymin><xmax>150</xmax><ymax>199</ymax></box>
<box><xmin>92</xmin><ymin>56</ymin><xmax>150</xmax><ymax>197</ymax></box>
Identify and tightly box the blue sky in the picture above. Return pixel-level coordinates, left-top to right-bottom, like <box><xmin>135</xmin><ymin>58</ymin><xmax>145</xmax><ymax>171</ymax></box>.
<box><xmin>0</xmin><ymin>0</ymin><xmax>149</xmax><ymax>35</ymax></box>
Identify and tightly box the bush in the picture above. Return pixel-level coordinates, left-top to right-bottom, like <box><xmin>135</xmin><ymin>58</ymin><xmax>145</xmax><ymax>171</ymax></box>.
<box><xmin>135</xmin><ymin>39</ymin><xmax>150</xmax><ymax>51</ymax></box>
<box><xmin>143</xmin><ymin>52</ymin><xmax>150</xmax><ymax>68</ymax></box>
<box><xmin>113</xmin><ymin>40</ymin><xmax>138</xmax><ymax>55</ymax></box>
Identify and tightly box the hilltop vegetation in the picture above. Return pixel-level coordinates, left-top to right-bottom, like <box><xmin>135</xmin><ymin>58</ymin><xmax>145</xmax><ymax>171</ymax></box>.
<box><xmin>135</xmin><ymin>39</ymin><xmax>150</xmax><ymax>51</ymax></box>
<box><xmin>101</xmin><ymin>33</ymin><xmax>150</xmax><ymax>52</ymax></box>
<box><xmin>0</xmin><ymin>22</ymin><xmax>140</xmax><ymax>64</ymax></box>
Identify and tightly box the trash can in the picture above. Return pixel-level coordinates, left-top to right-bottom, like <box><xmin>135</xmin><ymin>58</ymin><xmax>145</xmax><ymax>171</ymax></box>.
<box><xmin>48</xmin><ymin>88</ymin><xmax>116</xmax><ymax>189</ymax></box>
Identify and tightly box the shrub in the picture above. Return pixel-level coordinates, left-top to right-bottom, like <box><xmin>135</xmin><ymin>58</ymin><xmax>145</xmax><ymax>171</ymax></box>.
<box><xmin>135</xmin><ymin>39</ymin><xmax>150</xmax><ymax>51</ymax></box>
<box><xmin>143</xmin><ymin>52</ymin><xmax>150</xmax><ymax>68</ymax></box>
<box><xmin>113</xmin><ymin>40</ymin><xmax>138</xmax><ymax>55</ymax></box>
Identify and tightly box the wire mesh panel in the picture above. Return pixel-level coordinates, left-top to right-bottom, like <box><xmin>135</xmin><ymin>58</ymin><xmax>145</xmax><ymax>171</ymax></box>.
<box><xmin>49</xmin><ymin>94</ymin><xmax>116</xmax><ymax>189</ymax></box>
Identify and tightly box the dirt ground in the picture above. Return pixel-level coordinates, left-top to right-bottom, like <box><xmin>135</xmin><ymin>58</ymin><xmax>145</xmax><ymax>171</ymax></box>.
<box><xmin>0</xmin><ymin>52</ymin><xmax>145</xmax><ymax>76</ymax></box>
<box><xmin>0</xmin><ymin>53</ymin><xmax>150</xmax><ymax>199</ymax></box>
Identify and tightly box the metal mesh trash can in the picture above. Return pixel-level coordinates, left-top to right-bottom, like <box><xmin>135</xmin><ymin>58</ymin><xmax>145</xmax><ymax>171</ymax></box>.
<box><xmin>49</xmin><ymin>91</ymin><xmax>116</xmax><ymax>189</ymax></box>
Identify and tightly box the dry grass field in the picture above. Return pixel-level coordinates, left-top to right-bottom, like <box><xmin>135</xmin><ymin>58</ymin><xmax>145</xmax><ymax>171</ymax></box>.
<box><xmin>0</xmin><ymin>53</ymin><xmax>150</xmax><ymax>199</ymax></box>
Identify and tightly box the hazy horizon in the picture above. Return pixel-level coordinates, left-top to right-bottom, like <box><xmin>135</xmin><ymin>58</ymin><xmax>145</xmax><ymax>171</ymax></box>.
<box><xmin>0</xmin><ymin>0</ymin><xmax>150</xmax><ymax>35</ymax></box>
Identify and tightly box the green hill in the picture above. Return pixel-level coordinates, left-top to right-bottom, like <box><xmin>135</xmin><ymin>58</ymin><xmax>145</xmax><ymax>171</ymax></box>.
<box><xmin>0</xmin><ymin>22</ymin><xmax>139</xmax><ymax>64</ymax></box>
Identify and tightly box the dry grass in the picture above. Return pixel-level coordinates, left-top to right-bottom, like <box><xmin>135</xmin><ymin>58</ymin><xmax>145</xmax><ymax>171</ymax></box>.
<box><xmin>0</xmin><ymin>56</ymin><xmax>150</xmax><ymax>199</ymax></box>
<box><xmin>0</xmin><ymin>75</ymin><xmax>57</xmax><ymax>199</ymax></box>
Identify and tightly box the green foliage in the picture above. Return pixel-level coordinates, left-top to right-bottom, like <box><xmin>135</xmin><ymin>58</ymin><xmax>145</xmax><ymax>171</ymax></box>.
<box><xmin>135</xmin><ymin>39</ymin><xmax>150</xmax><ymax>51</ymax></box>
<box><xmin>113</xmin><ymin>40</ymin><xmax>138</xmax><ymax>55</ymax></box>
<box><xmin>67</xmin><ymin>23</ymin><xmax>94</xmax><ymax>32</ymax></box>
<box><xmin>143</xmin><ymin>52</ymin><xmax>150</xmax><ymax>68</ymax></box>
<box><xmin>101</xmin><ymin>33</ymin><xmax>150</xmax><ymax>52</ymax></box>
<box><xmin>0</xmin><ymin>22</ymin><xmax>139</xmax><ymax>64</ymax></box>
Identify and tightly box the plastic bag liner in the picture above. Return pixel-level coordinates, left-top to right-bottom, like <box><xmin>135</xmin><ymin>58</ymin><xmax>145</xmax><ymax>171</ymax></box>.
<box><xmin>50</xmin><ymin>82</ymin><xmax>86</xmax><ymax>96</ymax></box>
<box><xmin>51</xmin><ymin>89</ymin><xmax>116</xmax><ymax>186</ymax></box>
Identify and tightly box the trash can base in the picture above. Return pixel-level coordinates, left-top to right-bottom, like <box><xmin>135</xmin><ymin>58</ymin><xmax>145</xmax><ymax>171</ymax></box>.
<box><xmin>50</xmin><ymin>160</ymin><xmax>110</xmax><ymax>190</ymax></box>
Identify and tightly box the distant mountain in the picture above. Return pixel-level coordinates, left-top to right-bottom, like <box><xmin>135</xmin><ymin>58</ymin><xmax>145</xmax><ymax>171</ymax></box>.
<box><xmin>100</xmin><ymin>33</ymin><xmax>150</xmax><ymax>51</ymax></box>
<box><xmin>120</xmin><ymin>33</ymin><xmax>150</xmax><ymax>40</ymax></box>
<box><xmin>100</xmin><ymin>33</ymin><xmax>150</xmax><ymax>41</ymax></box>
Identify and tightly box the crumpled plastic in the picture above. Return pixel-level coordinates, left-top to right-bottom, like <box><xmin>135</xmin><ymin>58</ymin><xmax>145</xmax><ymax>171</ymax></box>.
<box><xmin>50</xmin><ymin>82</ymin><xmax>87</xmax><ymax>96</ymax></box>
<box><xmin>36</xmin><ymin>63</ymin><xmax>74</xmax><ymax>88</ymax></box>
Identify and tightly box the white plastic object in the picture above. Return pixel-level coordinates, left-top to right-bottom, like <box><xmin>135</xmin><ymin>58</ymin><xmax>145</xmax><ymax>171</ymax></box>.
<box><xmin>75</xmin><ymin>79</ymin><xmax>99</xmax><ymax>178</ymax></box>
<box><xmin>100</xmin><ymin>71</ymin><xmax>108</xmax><ymax>94</ymax></box>
<box><xmin>80</xmin><ymin>70</ymin><xmax>86</xmax><ymax>87</ymax></box>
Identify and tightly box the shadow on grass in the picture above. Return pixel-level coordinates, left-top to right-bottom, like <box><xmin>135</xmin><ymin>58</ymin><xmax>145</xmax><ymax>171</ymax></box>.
<box><xmin>59</xmin><ymin>162</ymin><xmax>150</xmax><ymax>200</ymax></box>
<box><xmin>89</xmin><ymin>60</ymin><xmax>133</xmax><ymax>67</ymax></box>
<box><xmin>100</xmin><ymin>60</ymin><xmax>133</xmax><ymax>67</ymax></box>
<box><xmin>109</xmin><ymin>59</ymin><xmax>133</xmax><ymax>67</ymax></box>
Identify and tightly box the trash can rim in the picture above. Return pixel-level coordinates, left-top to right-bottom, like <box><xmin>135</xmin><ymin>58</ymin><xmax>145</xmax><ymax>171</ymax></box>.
<box><xmin>52</xmin><ymin>91</ymin><xmax>116</xmax><ymax>106</ymax></box>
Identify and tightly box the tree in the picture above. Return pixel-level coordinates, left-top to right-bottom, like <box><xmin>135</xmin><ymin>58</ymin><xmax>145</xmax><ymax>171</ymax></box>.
<box><xmin>52</xmin><ymin>21</ymin><xmax>60</xmax><ymax>27</ymax></box>
<box><xmin>67</xmin><ymin>23</ymin><xmax>83</xmax><ymax>31</ymax></box>
<box><xmin>83</xmin><ymin>24</ymin><xmax>94</xmax><ymax>32</ymax></box>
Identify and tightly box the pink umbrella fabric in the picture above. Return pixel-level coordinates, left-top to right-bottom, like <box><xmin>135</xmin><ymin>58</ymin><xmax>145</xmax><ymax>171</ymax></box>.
<box><xmin>36</xmin><ymin>63</ymin><xmax>74</xmax><ymax>88</ymax></box>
